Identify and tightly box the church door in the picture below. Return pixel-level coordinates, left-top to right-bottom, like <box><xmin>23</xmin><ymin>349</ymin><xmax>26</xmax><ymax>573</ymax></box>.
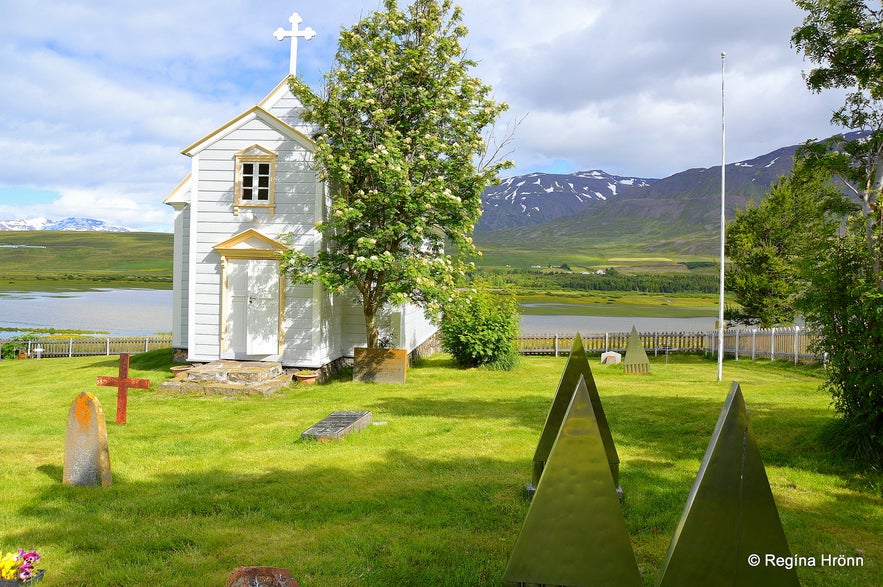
<box><xmin>225</xmin><ymin>258</ymin><xmax>280</xmax><ymax>357</ymax></box>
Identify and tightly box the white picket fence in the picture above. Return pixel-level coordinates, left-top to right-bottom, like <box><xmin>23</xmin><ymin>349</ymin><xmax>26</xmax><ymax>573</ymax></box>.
<box><xmin>4</xmin><ymin>327</ymin><xmax>820</xmax><ymax>364</ymax></box>
<box><xmin>4</xmin><ymin>336</ymin><xmax>173</xmax><ymax>358</ymax></box>
<box><xmin>516</xmin><ymin>326</ymin><xmax>821</xmax><ymax>365</ymax></box>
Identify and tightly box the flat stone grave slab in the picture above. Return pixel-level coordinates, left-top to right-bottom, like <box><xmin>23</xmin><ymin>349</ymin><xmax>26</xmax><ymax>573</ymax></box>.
<box><xmin>302</xmin><ymin>411</ymin><xmax>372</xmax><ymax>441</ymax></box>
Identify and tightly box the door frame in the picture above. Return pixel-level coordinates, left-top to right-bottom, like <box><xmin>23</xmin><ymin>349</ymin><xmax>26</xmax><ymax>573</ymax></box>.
<box><xmin>214</xmin><ymin>229</ymin><xmax>287</xmax><ymax>360</ymax></box>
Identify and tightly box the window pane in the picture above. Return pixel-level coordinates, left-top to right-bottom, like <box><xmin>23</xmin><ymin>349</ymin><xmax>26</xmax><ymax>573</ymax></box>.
<box><xmin>259</xmin><ymin>163</ymin><xmax>270</xmax><ymax>175</ymax></box>
<box><xmin>258</xmin><ymin>188</ymin><xmax>269</xmax><ymax>201</ymax></box>
<box><xmin>242</xmin><ymin>188</ymin><xmax>253</xmax><ymax>201</ymax></box>
<box><xmin>243</xmin><ymin>162</ymin><xmax>254</xmax><ymax>175</ymax></box>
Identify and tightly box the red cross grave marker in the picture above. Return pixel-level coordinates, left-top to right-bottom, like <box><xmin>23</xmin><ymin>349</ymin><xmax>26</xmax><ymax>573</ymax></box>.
<box><xmin>96</xmin><ymin>353</ymin><xmax>150</xmax><ymax>424</ymax></box>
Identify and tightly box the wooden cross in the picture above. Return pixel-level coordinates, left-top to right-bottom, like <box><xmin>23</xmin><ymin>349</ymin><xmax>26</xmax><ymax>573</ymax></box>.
<box><xmin>97</xmin><ymin>353</ymin><xmax>149</xmax><ymax>425</ymax></box>
<box><xmin>273</xmin><ymin>11</ymin><xmax>316</xmax><ymax>76</ymax></box>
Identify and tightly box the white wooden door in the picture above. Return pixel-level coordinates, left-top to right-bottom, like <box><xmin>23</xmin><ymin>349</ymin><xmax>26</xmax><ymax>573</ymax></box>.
<box><xmin>226</xmin><ymin>259</ymin><xmax>280</xmax><ymax>356</ymax></box>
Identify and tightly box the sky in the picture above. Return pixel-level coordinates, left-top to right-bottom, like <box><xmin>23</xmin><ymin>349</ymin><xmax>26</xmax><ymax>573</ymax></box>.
<box><xmin>0</xmin><ymin>0</ymin><xmax>849</xmax><ymax>232</ymax></box>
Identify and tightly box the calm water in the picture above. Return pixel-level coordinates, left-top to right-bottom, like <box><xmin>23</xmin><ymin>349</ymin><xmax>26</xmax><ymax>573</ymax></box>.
<box><xmin>0</xmin><ymin>286</ymin><xmax>716</xmax><ymax>338</ymax></box>
<box><xmin>0</xmin><ymin>286</ymin><xmax>172</xmax><ymax>337</ymax></box>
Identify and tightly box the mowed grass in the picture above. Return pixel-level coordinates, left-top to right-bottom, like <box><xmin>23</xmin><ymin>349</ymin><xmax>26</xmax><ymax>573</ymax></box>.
<box><xmin>1</xmin><ymin>351</ymin><xmax>881</xmax><ymax>586</ymax></box>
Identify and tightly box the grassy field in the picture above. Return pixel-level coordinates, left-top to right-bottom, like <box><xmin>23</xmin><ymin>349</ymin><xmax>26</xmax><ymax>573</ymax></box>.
<box><xmin>1</xmin><ymin>351</ymin><xmax>880</xmax><ymax>586</ymax></box>
<box><xmin>0</xmin><ymin>232</ymin><xmax>172</xmax><ymax>283</ymax></box>
<box><xmin>518</xmin><ymin>291</ymin><xmax>721</xmax><ymax>317</ymax></box>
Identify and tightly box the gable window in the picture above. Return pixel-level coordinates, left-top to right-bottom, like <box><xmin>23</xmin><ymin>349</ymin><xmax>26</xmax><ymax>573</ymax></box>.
<box><xmin>234</xmin><ymin>145</ymin><xmax>277</xmax><ymax>216</ymax></box>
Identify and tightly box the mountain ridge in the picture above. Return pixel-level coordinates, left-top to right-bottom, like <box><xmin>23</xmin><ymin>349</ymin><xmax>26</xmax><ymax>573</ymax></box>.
<box><xmin>0</xmin><ymin>217</ymin><xmax>132</xmax><ymax>232</ymax></box>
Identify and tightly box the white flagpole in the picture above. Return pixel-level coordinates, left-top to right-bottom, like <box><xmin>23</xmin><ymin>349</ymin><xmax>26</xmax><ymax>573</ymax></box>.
<box><xmin>718</xmin><ymin>52</ymin><xmax>726</xmax><ymax>382</ymax></box>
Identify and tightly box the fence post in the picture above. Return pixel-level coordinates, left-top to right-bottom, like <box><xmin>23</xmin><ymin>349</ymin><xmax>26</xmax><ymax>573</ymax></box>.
<box><xmin>770</xmin><ymin>327</ymin><xmax>776</xmax><ymax>361</ymax></box>
<box><xmin>604</xmin><ymin>332</ymin><xmax>609</xmax><ymax>352</ymax></box>
<box><xmin>554</xmin><ymin>334</ymin><xmax>559</xmax><ymax>357</ymax></box>
<box><xmin>106</xmin><ymin>338</ymin><xmax>110</xmax><ymax>356</ymax></box>
<box><xmin>68</xmin><ymin>338</ymin><xmax>73</xmax><ymax>358</ymax></box>
<box><xmin>793</xmin><ymin>326</ymin><xmax>800</xmax><ymax>365</ymax></box>
<box><xmin>734</xmin><ymin>329</ymin><xmax>740</xmax><ymax>361</ymax></box>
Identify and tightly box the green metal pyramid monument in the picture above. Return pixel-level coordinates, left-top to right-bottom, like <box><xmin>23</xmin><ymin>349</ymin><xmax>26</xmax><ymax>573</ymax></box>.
<box><xmin>656</xmin><ymin>382</ymin><xmax>800</xmax><ymax>586</ymax></box>
<box><xmin>530</xmin><ymin>333</ymin><xmax>620</xmax><ymax>497</ymax></box>
<box><xmin>623</xmin><ymin>325</ymin><xmax>651</xmax><ymax>374</ymax></box>
<box><xmin>504</xmin><ymin>376</ymin><xmax>643</xmax><ymax>587</ymax></box>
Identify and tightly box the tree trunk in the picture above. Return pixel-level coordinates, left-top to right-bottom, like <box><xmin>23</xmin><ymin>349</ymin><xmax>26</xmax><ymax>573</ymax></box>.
<box><xmin>872</xmin><ymin>150</ymin><xmax>883</xmax><ymax>287</ymax></box>
<box><xmin>363</xmin><ymin>304</ymin><xmax>379</xmax><ymax>349</ymax></box>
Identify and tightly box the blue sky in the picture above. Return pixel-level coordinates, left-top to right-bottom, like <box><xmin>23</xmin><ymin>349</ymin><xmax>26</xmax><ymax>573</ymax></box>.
<box><xmin>0</xmin><ymin>0</ymin><xmax>848</xmax><ymax>232</ymax></box>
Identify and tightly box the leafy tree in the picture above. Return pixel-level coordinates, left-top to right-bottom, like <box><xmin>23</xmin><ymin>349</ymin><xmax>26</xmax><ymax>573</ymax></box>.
<box><xmin>282</xmin><ymin>0</ymin><xmax>511</xmax><ymax>348</ymax></box>
<box><xmin>799</xmin><ymin>223</ymin><xmax>883</xmax><ymax>464</ymax></box>
<box><xmin>725</xmin><ymin>164</ymin><xmax>843</xmax><ymax>327</ymax></box>
<box><xmin>440</xmin><ymin>283</ymin><xmax>519</xmax><ymax>370</ymax></box>
<box><xmin>789</xmin><ymin>0</ymin><xmax>883</xmax><ymax>464</ymax></box>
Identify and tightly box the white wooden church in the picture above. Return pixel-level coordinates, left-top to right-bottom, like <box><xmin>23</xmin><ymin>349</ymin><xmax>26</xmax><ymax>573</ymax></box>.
<box><xmin>163</xmin><ymin>12</ymin><xmax>437</xmax><ymax>368</ymax></box>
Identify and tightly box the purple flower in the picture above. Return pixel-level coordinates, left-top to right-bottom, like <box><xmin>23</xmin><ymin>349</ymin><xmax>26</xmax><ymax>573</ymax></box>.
<box><xmin>20</xmin><ymin>550</ymin><xmax>40</xmax><ymax>564</ymax></box>
<box><xmin>18</xmin><ymin>561</ymin><xmax>33</xmax><ymax>580</ymax></box>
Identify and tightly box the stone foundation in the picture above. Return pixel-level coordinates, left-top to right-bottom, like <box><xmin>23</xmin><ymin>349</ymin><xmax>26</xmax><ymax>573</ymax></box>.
<box><xmin>160</xmin><ymin>360</ymin><xmax>293</xmax><ymax>396</ymax></box>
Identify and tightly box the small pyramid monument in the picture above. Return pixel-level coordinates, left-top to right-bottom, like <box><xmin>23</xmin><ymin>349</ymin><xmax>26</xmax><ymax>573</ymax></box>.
<box><xmin>623</xmin><ymin>325</ymin><xmax>651</xmax><ymax>374</ymax></box>
<box><xmin>504</xmin><ymin>376</ymin><xmax>642</xmax><ymax>587</ymax></box>
<box><xmin>656</xmin><ymin>382</ymin><xmax>799</xmax><ymax>586</ymax></box>
<box><xmin>530</xmin><ymin>333</ymin><xmax>620</xmax><ymax>495</ymax></box>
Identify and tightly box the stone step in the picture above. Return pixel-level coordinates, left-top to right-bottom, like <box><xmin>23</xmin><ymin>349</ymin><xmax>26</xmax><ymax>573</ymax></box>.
<box><xmin>160</xmin><ymin>361</ymin><xmax>293</xmax><ymax>397</ymax></box>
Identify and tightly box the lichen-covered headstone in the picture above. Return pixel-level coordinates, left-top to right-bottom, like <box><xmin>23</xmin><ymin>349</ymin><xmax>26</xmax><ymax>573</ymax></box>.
<box><xmin>623</xmin><ymin>325</ymin><xmax>651</xmax><ymax>374</ymax></box>
<box><xmin>63</xmin><ymin>392</ymin><xmax>112</xmax><ymax>487</ymax></box>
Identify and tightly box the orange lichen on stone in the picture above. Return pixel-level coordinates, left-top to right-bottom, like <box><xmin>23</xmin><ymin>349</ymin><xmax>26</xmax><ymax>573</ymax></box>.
<box><xmin>75</xmin><ymin>393</ymin><xmax>92</xmax><ymax>431</ymax></box>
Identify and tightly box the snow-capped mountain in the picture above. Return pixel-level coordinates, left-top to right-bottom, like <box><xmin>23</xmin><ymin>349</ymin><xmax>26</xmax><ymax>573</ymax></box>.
<box><xmin>477</xmin><ymin>170</ymin><xmax>657</xmax><ymax>231</ymax></box>
<box><xmin>0</xmin><ymin>217</ymin><xmax>132</xmax><ymax>232</ymax></box>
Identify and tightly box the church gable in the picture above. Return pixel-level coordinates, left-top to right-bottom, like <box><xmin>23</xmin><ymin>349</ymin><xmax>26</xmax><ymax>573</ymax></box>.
<box><xmin>182</xmin><ymin>107</ymin><xmax>314</xmax><ymax>157</ymax></box>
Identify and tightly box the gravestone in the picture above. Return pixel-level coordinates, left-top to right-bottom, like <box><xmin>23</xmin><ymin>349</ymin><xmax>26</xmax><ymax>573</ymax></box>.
<box><xmin>623</xmin><ymin>325</ymin><xmax>651</xmax><ymax>374</ymax></box>
<box><xmin>656</xmin><ymin>382</ymin><xmax>799</xmax><ymax>586</ymax></box>
<box><xmin>96</xmin><ymin>353</ymin><xmax>150</xmax><ymax>424</ymax></box>
<box><xmin>226</xmin><ymin>566</ymin><xmax>300</xmax><ymax>587</ymax></box>
<box><xmin>302</xmin><ymin>411</ymin><xmax>373</xmax><ymax>440</ymax></box>
<box><xmin>504</xmin><ymin>376</ymin><xmax>642</xmax><ymax>587</ymax></box>
<box><xmin>601</xmin><ymin>351</ymin><xmax>622</xmax><ymax>364</ymax></box>
<box><xmin>530</xmin><ymin>333</ymin><xmax>620</xmax><ymax>498</ymax></box>
<box><xmin>63</xmin><ymin>392</ymin><xmax>112</xmax><ymax>487</ymax></box>
<box><xmin>353</xmin><ymin>348</ymin><xmax>408</xmax><ymax>383</ymax></box>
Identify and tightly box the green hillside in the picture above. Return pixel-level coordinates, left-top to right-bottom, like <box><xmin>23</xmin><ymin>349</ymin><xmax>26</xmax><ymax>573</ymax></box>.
<box><xmin>0</xmin><ymin>231</ymin><xmax>173</xmax><ymax>283</ymax></box>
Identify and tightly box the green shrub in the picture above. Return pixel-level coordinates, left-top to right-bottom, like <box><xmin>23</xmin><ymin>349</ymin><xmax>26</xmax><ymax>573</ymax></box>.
<box><xmin>440</xmin><ymin>284</ymin><xmax>519</xmax><ymax>370</ymax></box>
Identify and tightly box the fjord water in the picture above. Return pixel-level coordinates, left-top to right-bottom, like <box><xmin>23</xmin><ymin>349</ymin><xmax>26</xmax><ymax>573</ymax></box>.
<box><xmin>0</xmin><ymin>285</ymin><xmax>716</xmax><ymax>338</ymax></box>
<box><xmin>0</xmin><ymin>286</ymin><xmax>172</xmax><ymax>336</ymax></box>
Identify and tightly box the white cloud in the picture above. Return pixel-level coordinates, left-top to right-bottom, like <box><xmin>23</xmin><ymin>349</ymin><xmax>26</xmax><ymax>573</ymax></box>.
<box><xmin>0</xmin><ymin>0</ymin><xmax>854</xmax><ymax>230</ymax></box>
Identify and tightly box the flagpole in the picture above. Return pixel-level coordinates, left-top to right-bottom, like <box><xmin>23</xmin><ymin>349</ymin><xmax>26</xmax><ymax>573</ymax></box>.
<box><xmin>717</xmin><ymin>52</ymin><xmax>726</xmax><ymax>382</ymax></box>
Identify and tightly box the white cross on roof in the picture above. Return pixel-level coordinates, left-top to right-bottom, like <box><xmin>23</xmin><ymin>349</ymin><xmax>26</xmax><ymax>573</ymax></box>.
<box><xmin>273</xmin><ymin>12</ymin><xmax>316</xmax><ymax>77</ymax></box>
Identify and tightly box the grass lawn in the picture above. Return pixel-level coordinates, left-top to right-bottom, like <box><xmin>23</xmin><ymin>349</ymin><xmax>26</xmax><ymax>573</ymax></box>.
<box><xmin>1</xmin><ymin>351</ymin><xmax>880</xmax><ymax>586</ymax></box>
<box><xmin>518</xmin><ymin>291</ymin><xmax>720</xmax><ymax>317</ymax></box>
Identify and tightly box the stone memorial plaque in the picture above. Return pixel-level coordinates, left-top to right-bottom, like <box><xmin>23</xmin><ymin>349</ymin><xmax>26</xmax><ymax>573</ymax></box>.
<box><xmin>353</xmin><ymin>348</ymin><xmax>407</xmax><ymax>383</ymax></box>
<box><xmin>63</xmin><ymin>392</ymin><xmax>112</xmax><ymax>487</ymax></box>
<box><xmin>226</xmin><ymin>566</ymin><xmax>300</xmax><ymax>587</ymax></box>
<box><xmin>302</xmin><ymin>411</ymin><xmax>373</xmax><ymax>440</ymax></box>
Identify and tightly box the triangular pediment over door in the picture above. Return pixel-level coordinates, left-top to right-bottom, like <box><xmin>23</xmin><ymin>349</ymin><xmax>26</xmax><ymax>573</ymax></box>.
<box><xmin>214</xmin><ymin>230</ymin><xmax>288</xmax><ymax>360</ymax></box>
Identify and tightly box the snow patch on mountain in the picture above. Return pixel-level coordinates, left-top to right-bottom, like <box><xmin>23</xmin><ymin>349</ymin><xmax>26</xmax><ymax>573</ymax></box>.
<box><xmin>0</xmin><ymin>217</ymin><xmax>132</xmax><ymax>232</ymax></box>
